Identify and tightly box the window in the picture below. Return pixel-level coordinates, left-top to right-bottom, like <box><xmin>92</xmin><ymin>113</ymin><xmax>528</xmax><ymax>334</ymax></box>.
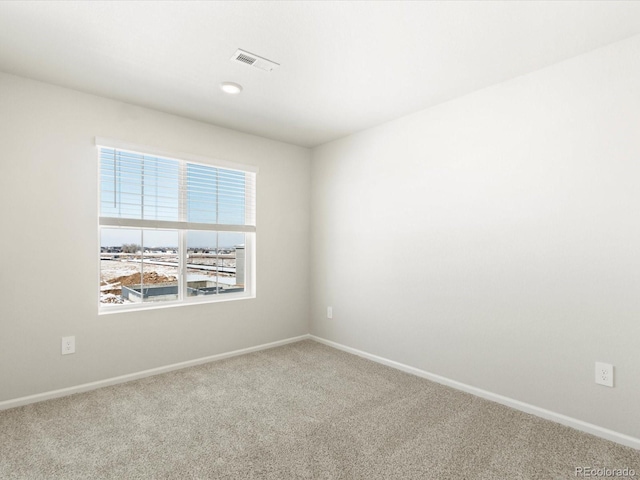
<box><xmin>97</xmin><ymin>138</ymin><xmax>257</xmax><ymax>312</ymax></box>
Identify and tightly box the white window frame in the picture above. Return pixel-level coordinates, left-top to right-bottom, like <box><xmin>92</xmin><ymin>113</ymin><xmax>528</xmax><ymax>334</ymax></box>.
<box><xmin>96</xmin><ymin>137</ymin><xmax>257</xmax><ymax>314</ymax></box>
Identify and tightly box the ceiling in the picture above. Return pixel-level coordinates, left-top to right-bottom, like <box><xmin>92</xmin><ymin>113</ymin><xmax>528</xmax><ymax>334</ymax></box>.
<box><xmin>1</xmin><ymin>1</ymin><xmax>640</xmax><ymax>148</ymax></box>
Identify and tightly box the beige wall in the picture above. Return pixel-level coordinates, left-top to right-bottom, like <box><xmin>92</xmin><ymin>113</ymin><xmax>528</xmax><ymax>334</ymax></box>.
<box><xmin>0</xmin><ymin>72</ymin><xmax>311</xmax><ymax>401</ymax></box>
<box><xmin>310</xmin><ymin>36</ymin><xmax>640</xmax><ymax>438</ymax></box>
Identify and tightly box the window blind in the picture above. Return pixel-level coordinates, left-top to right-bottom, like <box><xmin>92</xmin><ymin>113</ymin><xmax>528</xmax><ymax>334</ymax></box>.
<box><xmin>99</xmin><ymin>146</ymin><xmax>256</xmax><ymax>232</ymax></box>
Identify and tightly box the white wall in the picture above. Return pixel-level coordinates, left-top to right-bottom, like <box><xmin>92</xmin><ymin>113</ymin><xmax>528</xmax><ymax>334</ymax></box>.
<box><xmin>311</xmin><ymin>35</ymin><xmax>640</xmax><ymax>438</ymax></box>
<box><xmin>0</xmin><ymin>72</ymin><xmax>310</xmax><ymax>402</ymax></box>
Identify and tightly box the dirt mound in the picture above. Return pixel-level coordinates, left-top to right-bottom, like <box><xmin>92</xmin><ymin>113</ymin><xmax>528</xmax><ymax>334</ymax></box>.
<box><xmin>112</xmin><ymin>271</ymin><xmax>177</xmax><ymax>286</ymax></box>
<box><xmin>101</xmin><ymin>271</ymin><xmax>177</xmax><ymax>293</ymax></box>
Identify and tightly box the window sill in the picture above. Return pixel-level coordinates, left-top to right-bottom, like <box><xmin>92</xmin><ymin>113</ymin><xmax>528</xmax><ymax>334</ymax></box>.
<box><xmin>98</xmin><ymin>292</ymin><xmax>256</xmax><ymax>315</ymax></box>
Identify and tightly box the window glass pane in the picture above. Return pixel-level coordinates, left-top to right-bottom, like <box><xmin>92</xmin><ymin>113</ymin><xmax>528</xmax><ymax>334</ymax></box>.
<box><xmin>100</xmin><ymin>149</ymin><xmax>180</xmax><ymax>221</ymax></box>
<box><xmin>218</xmin><ymin>232</ymin><xmax>245</xmax><ymax>294</ymax></box>
<box><xmin>142</xmin><ymin>157</ymin><xmax>180</xmax><ymax>222</ymax></box>
<box><xmin>217</xmin><ymin>170</ymin><xmax>246</xmax><ymax>226</ymax></box>
<box><xmin>100</xmin><ymin>228</ymin><xmax>142</xmax><ymax>305</ymax></box>
<box><xmin>140</xmin><ymin>230</ymin><xmax>179</xmax><ymax>303</ymax></box>
<box><xmin>187</xmin><ymin>163</ymin><xmax>217</xmax><ymax>224</ymax></box>
<box><xmin>100</xmin><ymin>228</ymin><xmax>180</xmax><ymax>305</ymax></box>
<box><xmin>186</xmin><ymin>231</ymin><xmax>245</xmax><ymax>296</ymax></box>
<box><xmin>186</xmin><ymin>164</ymin><xmax>247</xmax><ymax>226</ymax></box>
<box><xmin>186</xmin><ymin>231</ymin><xmax>218</xmax><ymax>297</ymax></box>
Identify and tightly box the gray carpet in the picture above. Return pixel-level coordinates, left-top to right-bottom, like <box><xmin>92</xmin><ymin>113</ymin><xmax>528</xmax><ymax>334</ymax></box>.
<box><xmin>1</xmin><ymin>340</ymin><xmax>638</xmax><ymax>479</ymax></box>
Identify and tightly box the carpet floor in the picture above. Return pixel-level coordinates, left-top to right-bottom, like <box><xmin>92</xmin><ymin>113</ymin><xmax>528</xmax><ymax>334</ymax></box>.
<box><xmin>1</xmin><ymin>340</ymin><xmax>638</xmax><ymax>479</ymax></box>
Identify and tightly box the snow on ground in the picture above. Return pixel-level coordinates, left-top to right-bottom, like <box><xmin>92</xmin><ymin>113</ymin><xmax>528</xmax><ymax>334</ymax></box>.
<box><xmin>100</xmin><ymin>293</ymin><xmax>123</xmax><ymax>304</ymax></box>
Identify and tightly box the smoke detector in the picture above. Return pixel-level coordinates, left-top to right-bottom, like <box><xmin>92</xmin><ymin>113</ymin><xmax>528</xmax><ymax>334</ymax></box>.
<box><xmin>231</xmin><ymin>49</ymin><xmax>280</xmax><ymax>72</ymax></box>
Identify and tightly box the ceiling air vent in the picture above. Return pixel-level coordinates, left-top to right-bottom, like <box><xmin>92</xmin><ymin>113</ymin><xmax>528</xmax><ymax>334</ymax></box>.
<box><xmin>231</xmin><ymin>49</ymin><xmax>280</xmax><ymax>72</ymax></box>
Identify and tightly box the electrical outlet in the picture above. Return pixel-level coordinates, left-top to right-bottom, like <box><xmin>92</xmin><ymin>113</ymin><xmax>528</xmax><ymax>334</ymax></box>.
<box><xmin>595</xmin><ymin>362</ymin><xmax>613</xmax><ymax>387</ymax></box>
<box><xmin>327</xmin><ymin>306</ymin><xmax>333</xmax><ymax>319</ymax></box>
<box><xmin>61</xmin><ymin>336</ymin><xmax>75</xmax><ymax>355</ymax></box>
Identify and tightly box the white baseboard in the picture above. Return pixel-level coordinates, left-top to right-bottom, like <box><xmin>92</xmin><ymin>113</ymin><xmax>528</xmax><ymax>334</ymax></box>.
<box><xmin>0</xmin><ymin>334</ymin><xmax>311</xmax><ymax>412</ymax></box>
<box><xmin>310</xmin><ymin>335</ymin><xmax>640</xmax><ymax>451</ymax></box>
